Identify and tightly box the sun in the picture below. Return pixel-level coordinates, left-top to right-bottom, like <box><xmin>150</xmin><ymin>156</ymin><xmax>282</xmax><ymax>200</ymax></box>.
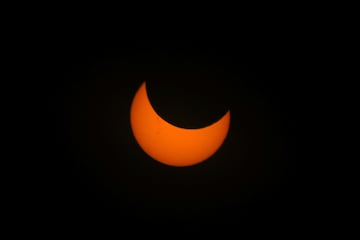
<box><xmin>130</xmin><ymin>82</ymin><xmax>230</xmax><ymax>167</ymax></box>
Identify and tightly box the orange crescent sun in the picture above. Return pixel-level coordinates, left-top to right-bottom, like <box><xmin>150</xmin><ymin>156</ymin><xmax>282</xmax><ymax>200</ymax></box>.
<box><xmin>130</xmin><ymin>82</ymin><xmax>230</xmax><ymax>167</ymax></box>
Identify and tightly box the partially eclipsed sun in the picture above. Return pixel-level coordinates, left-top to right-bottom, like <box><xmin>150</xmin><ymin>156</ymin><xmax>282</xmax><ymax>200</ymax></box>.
<box><xmin>130</xmin><ymin>82</ymin><xmax>230</xmax><ymax>167</ymax></box>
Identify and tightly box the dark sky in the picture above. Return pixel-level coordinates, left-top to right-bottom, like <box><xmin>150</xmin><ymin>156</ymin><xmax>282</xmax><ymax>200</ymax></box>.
<box><xmin>31</xmin><ymin>31</ymin><xmax>303</xmax><ymax>232</ymax></box>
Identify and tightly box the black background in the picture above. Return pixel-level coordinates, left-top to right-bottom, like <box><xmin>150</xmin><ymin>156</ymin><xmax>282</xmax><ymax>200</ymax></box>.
<box><xmin>27</xmin><ymin>27</ymin><xmax>305</xmax><ymax>233</ymax></box>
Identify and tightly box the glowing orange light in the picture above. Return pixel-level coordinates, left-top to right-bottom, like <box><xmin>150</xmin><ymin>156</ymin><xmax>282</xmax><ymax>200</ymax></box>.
<box><xmin>130</xmin><ymin>82</ymin><xmax>230</xmax><ymax>167</ymax></box>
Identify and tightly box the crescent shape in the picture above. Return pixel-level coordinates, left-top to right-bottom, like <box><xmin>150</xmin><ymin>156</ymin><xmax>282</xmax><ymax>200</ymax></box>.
<box><xmin>130</xmin><ymin>82</ymin><xmax>230</xmax><ymax>167</ymax></box>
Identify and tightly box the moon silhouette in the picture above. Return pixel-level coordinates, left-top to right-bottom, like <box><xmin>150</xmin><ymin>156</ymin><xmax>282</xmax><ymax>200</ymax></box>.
<box><xmin>130</xmin><ymin>82</ymin><xmax>230</xmax><ymax>167</ymax></box>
